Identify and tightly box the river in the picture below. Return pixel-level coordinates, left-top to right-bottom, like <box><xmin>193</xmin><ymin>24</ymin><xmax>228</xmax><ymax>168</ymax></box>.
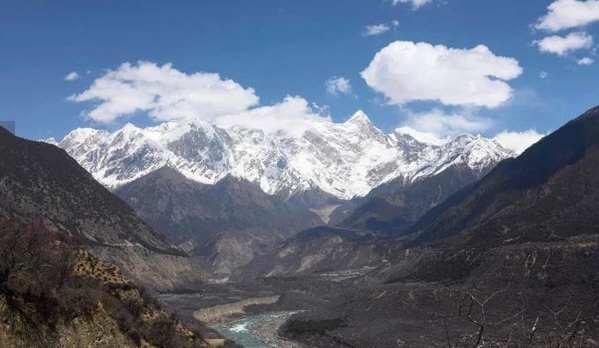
<box><xmin>215</xmin><ymin>312</ymin><xmax>303</xmax><ymax>348</ymax></box>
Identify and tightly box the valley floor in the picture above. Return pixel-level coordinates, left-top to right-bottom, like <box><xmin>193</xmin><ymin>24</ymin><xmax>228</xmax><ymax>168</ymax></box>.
<box><xmin>159</xmin><ymin>239</ymin><xmax>599</xmax><ymax>348</ymax></box>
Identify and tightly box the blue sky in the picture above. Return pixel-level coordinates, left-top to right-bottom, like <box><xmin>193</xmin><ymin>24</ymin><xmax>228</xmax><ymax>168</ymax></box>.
<box><xmin>1</xmin><ymin>0</ymin><xmax>599</xmax><ymax>151</ymax></box>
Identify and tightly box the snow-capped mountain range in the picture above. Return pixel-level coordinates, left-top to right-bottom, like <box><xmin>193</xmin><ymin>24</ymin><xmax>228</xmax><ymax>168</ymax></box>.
<box><xmin>47</xmin><ymin>111</ymin><xmax>514</xmax><ymax>200</ymax></box>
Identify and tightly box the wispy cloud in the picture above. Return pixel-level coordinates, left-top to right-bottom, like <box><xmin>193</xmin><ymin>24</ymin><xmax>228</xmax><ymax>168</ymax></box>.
<box><xmin>493</xmin><ymin>129</ymin><xmax>547</xmax><ymax>154</ymax></box>
<box><xmin>577</xmin><ymin>56</ymin><xmax>595</xmax><ymax>65</ymax></box>
<box><xmin>401</xmin><ymin>107</ymin><xmax>494</xmax><ymax>138</ymax></box>
<box><xmin>392</xmin><ymin>0</ymin><xmax>433</xmax><ymax>10</ymax></box>
<box><xmin>363</xmin><ymin>20</ymin><xmax>399</xmax><ymax>36</ymax></box>
<box><xmin>64</xmin><ymin>71</ymin><xmax>80</xmax><ymax>81</ymax></box>
<box><xmin>363</xmin><ymin>23</ymin><xmax>391</xmax><ymax>36</ymax></box>
<box><xmin>325</xmin><ymin>76</ymin><xmax>352</xmax><ymax>96</ymax></box>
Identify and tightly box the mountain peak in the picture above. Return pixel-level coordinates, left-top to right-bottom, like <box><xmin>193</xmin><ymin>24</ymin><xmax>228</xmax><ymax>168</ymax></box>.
<box><xmin>120</xmin><ymin>122</ymin><xmax>142</xmax><ymax>134</ymax></box>
<box><xmin>345</xmin><ymin>110</ymin><xmax>372</xmax><ymax>125</ymax></box>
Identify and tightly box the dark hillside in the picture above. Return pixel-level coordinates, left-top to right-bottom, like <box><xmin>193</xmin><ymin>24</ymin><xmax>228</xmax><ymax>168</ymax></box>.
<box><xmin>0</xmin><ymin>126</ymin><xmax>201</xmax><ymax>290</ymax></box>
<box><xmin>408</xmin><ymin>105</ymin><xmax>599</xmax><ymax>246</ymax></box>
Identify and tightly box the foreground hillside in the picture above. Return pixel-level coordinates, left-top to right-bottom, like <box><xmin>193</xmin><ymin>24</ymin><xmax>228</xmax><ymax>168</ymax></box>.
<box><xmin>0</xmin><ymin>214</ymin><xmax>219</xmax><ymax>348</ymax></box>
<box><xmin>0</xmin><ymin>126</ymin><xmax>201</xmax><ymax>290</ymax></box>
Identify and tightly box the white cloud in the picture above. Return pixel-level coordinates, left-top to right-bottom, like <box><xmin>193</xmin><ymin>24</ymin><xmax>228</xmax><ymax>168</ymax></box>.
<box><xmin>64</xmin><ymin>72</ymin><xmax>80</xmax><ymax>81</ymax></box>
<box><xmin>493</xmin><ymin>129</ymin><xmax>546</xmax><ymax>154</ymax></box>
<box><xmin>534</xmin><ymin>31</ymin><xmax>593</xmax><ymax>56</ymax></box>
<box><xmin>363</xmin><ymin>24</ymin><xmax>391</xmax><ymax>36</ymax></box>
<box><xmin>402</xmin><ymin>108</ymin><xmax>494</xmax><ymax>138</ymax></box>
<box><xmin>394</xmin><ymin>126</ymin><xmax>447</xmax><ymax>145</ymax></box>
<box><xmin>67</xmin><ymin>61</ymin><xmax>260</xmax><ymax>124</ymax></box>
<box><xmin>361</xmin><ymin>41</ymin><xmax>523</xmax><ymax>109</ymax></box>
<box><xmin>535</xmin><ymin>0</ymin><xmax>599</xmax><ymax>32</ymax></box>
<box><xmin>577</xmin><ymin>56</ymin><xmax>595</xmax><ymax>64</ymax></box>
<box><xmin>539</xmin><ymin>71</ymin><xmax>549</xmax><ymax>79</ymax></box>
<box><xmin>325</xmin><ymin>76</ymin><xmax>352</xmax><ymax>96</ymax></box>
<box><xmin>392</xmin><ymin>0</ymin><xmax>433</xmax><ymax>9</ymax></box>
<box><xmin>68</xmin><ymin>61</ymin><xmax>332</xmax><ymax>136</ymax></box>
<box><xmin>218</xmin><ymin>96</ymin><xmax>331</xmax><ymax>137</ymax></box>
<box><xmin>363</xmin><ymin>20</ymin><xmax>400</xmax><ymax>36</ymax></box>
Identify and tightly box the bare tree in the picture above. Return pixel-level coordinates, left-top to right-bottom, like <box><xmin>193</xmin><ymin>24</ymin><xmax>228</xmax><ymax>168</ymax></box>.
<box><xmin>0</xmin><ymin>218</ymin><xmax>54</xmax><ymax>345</ymax></box>
<box><xmin>454</xmin><ymin>283</ymin><xmax>511</xmax><ymax>348</ymax></box>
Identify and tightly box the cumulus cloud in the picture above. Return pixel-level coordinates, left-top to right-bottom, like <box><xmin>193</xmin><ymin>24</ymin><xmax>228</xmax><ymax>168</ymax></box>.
<box><xmin>64</xmin><ymin>72</ymin><xmax>80</xmax><ymax>81</ymax></box>
<box><xmin>68</xmin><ymin>61</ymin><xmax>333</xmax><ymax>136</ymax></box>
<box><xmin>361</xmin><ymin>41</ymin><xmax>523</xmax><ymax>109</ymax></box>
<box><xmin>391</xmin><ymin>20</ymin><xmax>400</xmax><ymax>28</ymax></box>
<box><xmin>363</xmin><ymin>24</ymin><xmax>391</xmax><ymax>36</ymax></box>
<box><xmin>577</xmin><ymin>56</ymin><xmax>595</xmax><ymax>64</ymax></box>
<box><xmin>67</xmin><ymin>61</ymin><xmax>260</xmax><ymax>124</ymax></box>
<box><xmin>392</xmin><ymin>0</ymin><xmax>433</xmax><ymax>9</ymax></box>
<box><xmin>325</xmin><ymin>76</ymin><xmax>352</xmax><ymax>96</ymax></box>
<box><xmin>539</xmin><ymin>71</ymin><xmax>549</xmax><ymax>79</ymax></box>
<box><xmin>535</xmin><ymin>0</ymin><xmax>599</xmax><ymax>32</ymax></box>
<box><xmin>493</xmin><ymin>129</ymin><xmax>546</xmax><ymax>154</ymax></box>
<box><xmin>534</xmin><ymin>31</ymin><xmax>593</xmax><ymax>56</ymax></box>
<box><xmin>402</xmin><ymin>108</ymin><xmax>494</xmax><ymax>137</ymax></box>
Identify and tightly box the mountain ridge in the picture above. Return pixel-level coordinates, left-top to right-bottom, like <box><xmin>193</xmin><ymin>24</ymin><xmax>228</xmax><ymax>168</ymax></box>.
<box><xmin>49</xmin><ymin>111</ymin><xmax>514</xmax><ymax>200</ymax></box>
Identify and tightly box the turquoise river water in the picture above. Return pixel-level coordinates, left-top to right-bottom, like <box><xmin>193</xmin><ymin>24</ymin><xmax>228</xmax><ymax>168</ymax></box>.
<box><xmin>215</xmin><ymin>312</ymin><xmax>299</xmax><ymax>348</ymax></box>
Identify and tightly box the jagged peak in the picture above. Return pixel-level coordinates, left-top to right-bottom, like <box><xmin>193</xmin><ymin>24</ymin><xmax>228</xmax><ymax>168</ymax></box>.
<box><xmin>345</xmin><ymin>110</ymin><xmax>372</xmax><ymax>125</ymax></box>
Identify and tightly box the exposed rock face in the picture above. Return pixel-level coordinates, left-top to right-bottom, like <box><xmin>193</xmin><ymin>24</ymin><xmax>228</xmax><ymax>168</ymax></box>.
<box><xmin>0</xmin><ymin>127</ymin><xmax>201</xmax><ymax>290</ymax></box>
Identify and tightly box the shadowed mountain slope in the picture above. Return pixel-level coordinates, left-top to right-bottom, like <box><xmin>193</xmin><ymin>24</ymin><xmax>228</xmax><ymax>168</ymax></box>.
<box><xmin>0</xmin><ymin>127</ymin><xmax>201</xmax><ymax>290</ymax></box>
<box><xmin>407</xmin><ymin>104</ymin><xmax>599</xmax><ymax>248</ymax></box>
<box><xmin>341</xmin><ymin>163</ymin><xmax>486</xmax><ymax>234</ymax></box>
<box><xmin>115</xmin><ymin>167</ymin><xmax>323</xmax><ymax>248</ymax></box>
